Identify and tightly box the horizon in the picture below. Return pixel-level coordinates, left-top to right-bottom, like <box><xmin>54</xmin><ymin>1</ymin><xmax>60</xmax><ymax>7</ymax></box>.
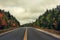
<box><xmin>0</xmin><ymin>0</ymin><xmax>60</xmax><ymax>25</ymax></box>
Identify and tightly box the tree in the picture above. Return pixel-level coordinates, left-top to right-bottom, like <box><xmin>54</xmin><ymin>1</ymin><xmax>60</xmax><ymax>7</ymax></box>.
<box><xmin>33</xmin><ymin>5</ymin><xmax>60</xmax><ymax>31</ymax></box>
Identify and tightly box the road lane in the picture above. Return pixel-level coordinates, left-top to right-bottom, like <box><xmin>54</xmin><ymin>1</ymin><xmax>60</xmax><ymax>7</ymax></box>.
<box><xmin>0</xmin><ymin>27</ymin><xmax>26</xmax><ymax>40</ymax></box>
<box><xmin>24</xmin><ymin>27</ymin><xmax>27</xmax><ymax>40</ymax></box>
<box><xmin>0</xmin><ymin>27</ymin><xmax>60</xmax><ymax>40</ymax></box>
<box><xmin>27</xmin><ymin>27</ymin><xmax>60</xmax><ymax>40</ymax></box>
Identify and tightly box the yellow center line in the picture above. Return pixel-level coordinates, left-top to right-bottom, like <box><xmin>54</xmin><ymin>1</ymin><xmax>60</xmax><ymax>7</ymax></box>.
<box><xmin>24</xmin><ymin>28</ymin><xmax>27</xmax><ymax>40</ymax></box>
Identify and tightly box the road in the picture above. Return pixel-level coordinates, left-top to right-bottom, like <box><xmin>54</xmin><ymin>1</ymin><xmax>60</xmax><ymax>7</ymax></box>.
<box><xmin>0</xmin><ymin>27</ymin><xmax>60</xmax><ymax>40</ymax></box>
<box><xmin>0</xmin><ymin>27</ymin><xmax>26</xmax><ymax>40</ymax></box>
<box><xmin>27</xmin><ymin>27</ymin><xmax>60</xmax><ymax>40</ymax></box>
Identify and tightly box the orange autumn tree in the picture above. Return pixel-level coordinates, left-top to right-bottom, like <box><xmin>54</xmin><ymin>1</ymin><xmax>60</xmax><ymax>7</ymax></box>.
<box><xmin>0</xmin><ymin>9</ymin><xmax>20</xmax><ymax>29</ymax></box>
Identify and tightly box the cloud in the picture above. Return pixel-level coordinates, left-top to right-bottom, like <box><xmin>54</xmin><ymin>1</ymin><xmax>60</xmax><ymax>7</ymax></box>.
<box><xmin>0</xmin><ymin>0</ymin><xmax>60</xmax><ymax>24</ymax></box>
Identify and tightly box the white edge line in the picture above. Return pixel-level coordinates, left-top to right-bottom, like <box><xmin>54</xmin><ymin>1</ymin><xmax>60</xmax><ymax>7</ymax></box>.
<box><xmin>35</xmin><ymin>28</ymin><xmax>60</xmax><ymax>39</ymax></box>
<box><xmin>0</xmin><ymin>28</ymin><xmax>20</xmax><ymax>36</ymax></box>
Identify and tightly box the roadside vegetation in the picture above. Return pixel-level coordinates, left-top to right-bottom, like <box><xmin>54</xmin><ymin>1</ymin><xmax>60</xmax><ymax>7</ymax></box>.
<box><xmin>33</xmin><ymin>5</ymin><xmax>60</xmax><ymax>31</ymax></box>
<box><xmin>0</xmin><ymin>9</ymin><xmax>20</xmax><ymax>33</ymax></box>
<box><xmin>32</xmin><ymin>5</ymin><xmax>60</xmax><ymax>35</ymax></box>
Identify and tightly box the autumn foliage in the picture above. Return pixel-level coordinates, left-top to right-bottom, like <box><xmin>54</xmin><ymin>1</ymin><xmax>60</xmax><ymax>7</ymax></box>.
<box><xmin>0</xmin><ymin>9</ymin><xmax>20</xmax><ymax>29</ymax></box>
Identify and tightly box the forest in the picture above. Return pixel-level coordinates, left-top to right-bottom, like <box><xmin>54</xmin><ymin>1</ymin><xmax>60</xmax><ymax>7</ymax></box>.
<box><xmin>33</xmin><ymin>5</ymin><xmax>60</xmax><ymax>31</ymax></box>
<box><xmin>0</xmin><ymin>9</ymin><xmax>20</xmax><ymax>30</ymax></box>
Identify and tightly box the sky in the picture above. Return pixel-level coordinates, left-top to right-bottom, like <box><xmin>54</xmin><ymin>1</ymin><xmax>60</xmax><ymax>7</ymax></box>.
<box><xmin>0</xmin><ymin>0</ymin><xmax>60</xmax><ymax>25</ymax></box>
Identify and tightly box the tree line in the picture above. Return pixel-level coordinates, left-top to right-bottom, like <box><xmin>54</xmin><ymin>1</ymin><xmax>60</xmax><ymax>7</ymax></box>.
<box><xmin>0</xmin><ymin>9</ymin><xmax>20</xmax><ymax>29</ymax></box>
<box><xmin>33</xmin><ymin>5</ymin><xmax>60</xmax><ymax>31</ymax></box>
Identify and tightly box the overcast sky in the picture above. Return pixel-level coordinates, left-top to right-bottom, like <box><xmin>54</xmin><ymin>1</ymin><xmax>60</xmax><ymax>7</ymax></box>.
<box><xmin>0</xmin><ymin>0</ymin><xmax>60</xmax><ymax>25</ymax></box>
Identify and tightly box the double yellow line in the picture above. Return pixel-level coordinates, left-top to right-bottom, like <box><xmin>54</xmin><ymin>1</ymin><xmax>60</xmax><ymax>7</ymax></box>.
<box><xmin>24</xmin><ymin>28</ymin><xmax>27</xmax><ymax>40</ymax></box>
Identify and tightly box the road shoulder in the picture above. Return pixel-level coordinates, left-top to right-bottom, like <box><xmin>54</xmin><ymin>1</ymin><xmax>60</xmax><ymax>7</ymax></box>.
<box><xmin>0</xmin><ymin>27</ymin><xmax>20</xmax><ymax>36</ymax></box>
<box><xmin>35</xmin><ymin>28</ymin><xmax>60</xmax><ymax>39</ymax></box>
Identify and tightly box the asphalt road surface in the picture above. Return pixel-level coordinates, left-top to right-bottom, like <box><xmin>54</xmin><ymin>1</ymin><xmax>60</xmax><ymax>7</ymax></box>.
<box><xmin>0</xmin><ymin>27</ymin><xmax>60</xmax><ymax>40</ymax></box>
<box><xmin>0</xmin><ymin>27</ymin><xmax>26</xmax><ymax>40</ymax></box>
<box><xmin>27</xmin><ymin>27</ymin><xmax>60</xmax><ymax>40</ymax></box>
